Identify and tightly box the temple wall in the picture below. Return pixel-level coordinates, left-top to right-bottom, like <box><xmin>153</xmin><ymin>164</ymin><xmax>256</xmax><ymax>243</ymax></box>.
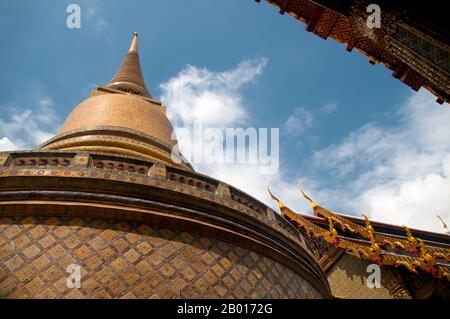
<box><xmin>0</xmin><ymin>216</ymin><xmax>322</xmax><ymax>299</ymax></box>
<box><xmin>327</xmin><ymin>254</ymin><xmax>411</xmax><ymax>299</ymax></box>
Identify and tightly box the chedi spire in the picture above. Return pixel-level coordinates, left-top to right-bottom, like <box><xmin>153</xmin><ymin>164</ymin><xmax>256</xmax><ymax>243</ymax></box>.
<box><xmin>107</xmin><ymin>32</ymin><xmax>151</xmax><ymax>98</ymax></box>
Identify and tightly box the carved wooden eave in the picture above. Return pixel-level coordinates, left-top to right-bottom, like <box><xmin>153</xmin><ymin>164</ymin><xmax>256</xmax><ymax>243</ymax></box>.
<box><xmin>256</xmin><ymin>0</ymin><xmax>450</xmax><ymax>104</ymax></box>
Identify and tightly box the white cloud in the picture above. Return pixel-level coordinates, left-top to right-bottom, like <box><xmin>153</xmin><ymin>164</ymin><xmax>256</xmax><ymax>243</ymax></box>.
<box><xmin>320</xmin><ymin>102</ymin><xmax>338</xmax><ymax>114</ymax></box>
<box><xmin>284</xmin><ymin>107</ymin><xmax>314</xmax><ymax>136</ymax></box>
<box><xmin>0</xmin><ymin>97</ymin><xmax>59</xmax><ymax>150</ymax></box>
<box><xmin>163</xmin><ymin>61</ymin><xmax>449</xmax><ymax>234</ymax></box>
<box><xmin>85</xmin><ymin>6</ymin><xmax>108</xmax><ymax>32</ymax></box>
<box><xmin>86</xmin><ymin>8</ymin><xmax>97</xmax><ymax>19</ymax></box>
<box><xmin>356</xmin><ymin>164</ymin><xmax>450</xmax><ymax>232</ymax></box>
<box><xmin>283</xmin><ymin>102</ymin><xmax>337</xmax><ymax>137</ymax></box>
<box><xmin>160</xmin><ymin>58</ymin><xmax>267</xmax><ymax>129</ymax></box>
<box><xmin>160</xmin><ymin>58</ymin><xmax>296</xmax><ymax>204</ymax></box>
<box><xmin>0</xmin><ymin>137</ymin><xmax>16</xmax><ymax>152</ymax></box>
<box><xmin>311</xmin><ymin>90</ymin><xmax>450</xmax><ymax>233</ymax></box>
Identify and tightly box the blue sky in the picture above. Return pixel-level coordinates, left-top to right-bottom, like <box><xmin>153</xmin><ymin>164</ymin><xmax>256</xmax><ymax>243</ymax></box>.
<box><xmin>1</xmin><ymin>0</ymin><xmax>449</xmax><ymax>232</ymax></box>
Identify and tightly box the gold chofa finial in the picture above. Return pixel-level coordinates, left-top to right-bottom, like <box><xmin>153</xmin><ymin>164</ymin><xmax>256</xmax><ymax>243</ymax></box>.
<box><xmin>363</xmin><ymin>215</ymin><xmax>372</xmax><ymax>229</ymax></box>
<box><xmin>299</xmin><ymin>187</ymin><xmax>317</xmax><ymax>208</ymax></box>
<box><xmin>437</xmin><ymin>215</ymin><xmax>449</xmax><ymax>234</ymax></box>
<box><xmin>437</xmin><ymin>215</ymin><xmax>448</xmax><ymax>228</ymax></box>
<box><xmin>267</xmin><ymin>186</ymin><xmax>285</xmax><ymax>210</ymax></box>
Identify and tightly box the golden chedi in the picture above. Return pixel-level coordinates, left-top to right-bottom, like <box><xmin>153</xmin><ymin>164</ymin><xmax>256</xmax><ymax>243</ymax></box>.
<box><xmin>40</xmin><ymin>33</ymin><xmax>190</xmax><ymax>171</ymax></box>
<box><xmin>0</xmin><ymin>33</ymin><xmax>329</xmax><ymax>299</ymax></box>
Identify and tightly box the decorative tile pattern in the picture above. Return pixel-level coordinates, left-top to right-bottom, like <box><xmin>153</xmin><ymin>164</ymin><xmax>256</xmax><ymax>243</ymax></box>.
<box><xmin>0</xmin><ymin>216</ymin><xmax>322</xmax><ymax>299</ymax></box>
<box><xmin>327</xmin><ymin>254</ymin><xmax>410</xmax><ymax>299</ymax></box>
<box><xmin>0</xmin><ymin>166</ymin><xmax>305</xmax><ymax>248</ymax></box>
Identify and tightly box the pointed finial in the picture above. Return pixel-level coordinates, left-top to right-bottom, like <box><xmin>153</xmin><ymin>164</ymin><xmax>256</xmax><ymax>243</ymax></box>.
<box><xmin>300</xmin><ymin>187</ymin><xmax>317</xmax><ymax>208</ymax></box>
<box><xmin>363</xmin><ymin>214</ymin><xmax>373</xmax><ymax>226</ymax></box>
<box><xmin>437</xmin><ymin>215</ymin><xmax>448</xmax><ymax>229</ymax></box>
<box><xmin>107</xmin><ymin>32</ymin><xmax>151</xmax><ymax>98</ymax></box>
<box><xmin>129</xmin><ymin>32</ymin><xmax>139</xmax><ymax>53</ymax></box>
<box><xmin>363</xmin><ymin>214</ymin><xmax>375</xmax><ymax>236</ymax></box>
<box><xmin>437</xmin><ymin>215</ymin><xmax>449</xmax><ymax>234</ymax></box>
<box><xmin>267</xmin><ymin>186</ymin><xmax>285</xmax><ymax>210</ymax></box>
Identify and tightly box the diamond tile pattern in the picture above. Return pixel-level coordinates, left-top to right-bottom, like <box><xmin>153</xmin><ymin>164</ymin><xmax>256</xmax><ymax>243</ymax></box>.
<box><xmin>0</xmin><ymin>216</ymin><xmax>322</xmax><ymax>299</ymax></box>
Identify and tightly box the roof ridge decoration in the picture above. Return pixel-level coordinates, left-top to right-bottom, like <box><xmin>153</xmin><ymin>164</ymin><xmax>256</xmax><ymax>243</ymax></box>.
<box><xmin>299</xmin><ymin>188</ymin><xmax>450</xmax><ymax>262</ymax></box>
<box><xmin>268</xmin><ymin>187</ymin><xmax>450</xmax><ymax>281</ymax></box>
<box><xmin>269</xmin><ymin>187</ymin><xmax>381</xmax><ymax>262</ymax></box>
<box><xmin>107</xmin><ymin>32</ymin><xmax>152</xmax><ymax>98</ymax></box>
<box><xmin>437</xmin><ymin>215</ymin><xmax>449</xmax><ymax>234</ymax></box>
